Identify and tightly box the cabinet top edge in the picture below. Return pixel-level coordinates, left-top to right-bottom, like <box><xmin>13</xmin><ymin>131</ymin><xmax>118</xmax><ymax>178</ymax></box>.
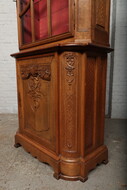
<box><xmin>11</xmin><ymin>43</ymin><xmax>113</xmax><ymax>58</ymax></box>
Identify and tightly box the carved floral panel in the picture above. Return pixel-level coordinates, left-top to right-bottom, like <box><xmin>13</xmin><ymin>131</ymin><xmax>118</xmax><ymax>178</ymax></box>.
<box><xmin>20</xmin><ymin>63</ymin><xmax>51</xmax><ymax>133</ymax></box>
<box><xmin>20</xmin><ymin>64</ymin><xmax>51</xmax><ymax>111</ymax></box>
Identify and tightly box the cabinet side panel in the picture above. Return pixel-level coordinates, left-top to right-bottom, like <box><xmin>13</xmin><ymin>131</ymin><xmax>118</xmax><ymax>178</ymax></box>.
<box><xmin>84</xmin><ymin>54</ymin><xmax>107</xmax><ymax>155</ymax></box>
<box><xmin>85</xmin><ymin>56</ymin><xmax>96</xmax><ymax>152</ymax></box>
<box><xmin>96</xmin><ymin>56</ymin><xmax>107</xmax><ymax>147</ymax></box>
<box><xmin>16</xmin><ymin>61</ymin><xmax>24</xmax><ymax>133</ymax></box>
<box><xmin>91</xmin><ymin>0</ymin><xmax>110</xmax><ymax>46</ymax></box>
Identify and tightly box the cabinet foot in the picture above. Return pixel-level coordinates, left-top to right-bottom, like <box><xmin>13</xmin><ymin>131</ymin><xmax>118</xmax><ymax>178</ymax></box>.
<box><xmin>53</xmin><ymin>173</ymin><xmax>60</xmax><ymax>180</ymax></box>
<box><xmin>56</xmin><ymin>174</ymin><xmax>88</xmax><ymax>182</ymax></box>
<box><xmin>14</xmin><ymin>143</ymin><xmax>21</xmax><ymax>148</ymax></box>
<box><xmin>79</xmin><ymin>176</ymin><xmax>88</xmax><ymax>183</ymax></box>
<box><xmin>103</xmin><ymin>160</ymin><xmax>109</xmax><ymax>165</ymax></box>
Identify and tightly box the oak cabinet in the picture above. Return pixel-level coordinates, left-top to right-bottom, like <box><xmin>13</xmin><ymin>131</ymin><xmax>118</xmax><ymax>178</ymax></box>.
<box><xmin>11</xmin><ymin>0</ymin><xmax>112</xmax><ymax>182</ymax></box>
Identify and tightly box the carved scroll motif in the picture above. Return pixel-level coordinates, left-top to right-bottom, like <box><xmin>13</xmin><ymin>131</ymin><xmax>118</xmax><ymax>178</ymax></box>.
<box><xmin>20</xmin><ymin>64</ymin><xmax>51</xmax><ymax>111</ymax></box>
<box><xmin>64</xmin><ymin>53</ymin><xmax>78</xmax><ymax>150</ymax></box>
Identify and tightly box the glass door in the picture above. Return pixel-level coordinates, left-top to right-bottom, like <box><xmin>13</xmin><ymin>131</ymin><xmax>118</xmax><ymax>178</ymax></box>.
<box><xmin>20</xmin><ymin>0</ymin><xmax>32</xmax><ymax>44</ymax></box>
<box><xmin>51</xmin><ymin>0</ymin><xmax>69</xmax><ymax>36</ymax></box>
<box><xmin>18</xmin><ymin>0</ymin><xmax>71</xmax><ymax>46</ymax></box>
<box><xmin>34</xmin><ymin>0</ymin><xmax>48</xmax><ymax>40</ymax></box>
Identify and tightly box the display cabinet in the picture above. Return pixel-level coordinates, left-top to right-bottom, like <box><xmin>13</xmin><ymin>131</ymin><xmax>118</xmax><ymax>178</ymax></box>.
<box><xmin>11</xmin><ymin>0</ymin><xmax>112</xmax><ymax>182</ymax></box>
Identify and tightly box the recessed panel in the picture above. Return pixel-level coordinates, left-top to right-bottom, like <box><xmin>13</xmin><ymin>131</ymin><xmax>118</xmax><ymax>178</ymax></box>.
<box><xmin>19</xmin><ymin>55</ymin><xmax>57</xmax><ymax>151</ymax></box>
<box><xmin>85</xmin><ymin>57</ymin><xmax>96</xmax><ymax>152</ymax></box>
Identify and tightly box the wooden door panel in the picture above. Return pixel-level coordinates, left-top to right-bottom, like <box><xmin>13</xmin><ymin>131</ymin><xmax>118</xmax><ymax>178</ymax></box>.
<box><xmin>17</xmin><ymin>54</ymin><xmax>57</xmax><ymax>151</ymax></box>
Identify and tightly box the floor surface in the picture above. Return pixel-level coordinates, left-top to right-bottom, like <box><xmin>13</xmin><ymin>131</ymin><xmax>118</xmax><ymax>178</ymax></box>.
<box><xmin>0</xmin><ymin>114</ymin><xmax>127</xmax><ymax>190</ymax></box>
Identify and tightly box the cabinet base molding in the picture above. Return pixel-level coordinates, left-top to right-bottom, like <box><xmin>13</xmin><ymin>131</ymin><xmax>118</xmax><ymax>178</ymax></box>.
<box><xmin>15</xmin><ymin>133</ymin><xmax>108</xmax><ymax>182</ymax></box>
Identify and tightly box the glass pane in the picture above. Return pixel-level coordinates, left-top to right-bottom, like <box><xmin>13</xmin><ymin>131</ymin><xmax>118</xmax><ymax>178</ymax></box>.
<box><xmin>51</xmin><ymin>0</ymin><xmax>69</xmax><ymax>36</ymax></box>
<box><xmin>20</xmin><ymin>0</ymin><xmax>32</xmax><ymax>44</ymax></box>
<box><xmin>34</xmin><ymin>0</ymin><xmax>48</xmax><ymax>40</ymax></box>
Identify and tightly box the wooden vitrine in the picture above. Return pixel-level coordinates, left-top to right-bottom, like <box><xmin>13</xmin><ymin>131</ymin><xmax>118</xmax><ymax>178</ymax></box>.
<box><xmin>12</xmin><ymin>0</ymin><xmax>112</xmax><ymax>182</ymax></box>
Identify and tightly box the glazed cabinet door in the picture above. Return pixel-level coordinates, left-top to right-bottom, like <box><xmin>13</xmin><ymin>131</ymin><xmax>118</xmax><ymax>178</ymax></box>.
<box><xmin>17</xmin><ymin>0</ymin><xmax>73</xmax><ymax>48</ymax></box>
<box><xmin>16</xmin><ymin>54</ymin><xmax>58</xmax><ymax>152</ymax></box>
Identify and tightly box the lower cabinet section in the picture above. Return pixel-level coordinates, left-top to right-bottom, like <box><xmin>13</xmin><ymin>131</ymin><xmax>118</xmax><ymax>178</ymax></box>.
<box><xmin>16</xmin><ymin>54</ymin><xmax>58</xmax><ymax>152</ymax></box>
<box><xmin>13</xmin><ymin>44</ymin><xmax>110</xmax><ymax>182</ymax></box>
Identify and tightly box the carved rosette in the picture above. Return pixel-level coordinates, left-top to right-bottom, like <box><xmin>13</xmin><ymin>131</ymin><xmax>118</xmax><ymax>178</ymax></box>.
<box><xmin>64</xmin><ymin>52</ymin><xmax>78</xmax><ymax>151</ymax></box>
<box><xmin>20</xmin><ymin>64</ymin><xmax>51</xmax><ymax>111</ymax></box>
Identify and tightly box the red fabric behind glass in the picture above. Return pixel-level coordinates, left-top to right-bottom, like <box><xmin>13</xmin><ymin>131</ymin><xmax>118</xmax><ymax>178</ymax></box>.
<box><xmin>51</xmin><ymin>0</ymin><xmax>69</xmax><ymax>36</ymax></box>
<box><xmin>21</xmin><ymin>0</ymin><xmax>32</xmax><ymax>44</ymax></box>
<box><xmin>21</xmin><ymin>0</ymin><xmax>69</xmax><ymax>44</ymax></box>
<box><xmin>34</xmin><ymin>0</ymin><xmax>48</xmax><ymax>40</ymax></box>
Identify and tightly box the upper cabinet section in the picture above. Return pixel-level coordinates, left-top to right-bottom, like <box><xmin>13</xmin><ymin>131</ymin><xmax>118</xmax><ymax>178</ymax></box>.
<box><xmin>16</xmin><ymin>0</ymin><xmax>110</xmax><ymax>49</ymax></box>
<box><xmin>17</xmin><ymin>0</ymin><xmax>71</xmax><ymax>49</ymax></box>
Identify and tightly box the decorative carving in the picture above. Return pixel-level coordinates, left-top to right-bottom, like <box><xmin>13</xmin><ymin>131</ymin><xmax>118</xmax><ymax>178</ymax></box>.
<box><xmin>65</xmin><ymin>53</ymin><xmax>75</xmax><ymax>86</ymax></box>
<box><xmin>20</xmin><ymin>64</ymin><xmax>51</xmax><ymax>111</ymax></box>
<box><xmin>65</xmin><ymin>94</ymin><xmax>74</xmax><ymax>149</ymax></box>
<box><xmin>64</xmin><ymin>53</ymin><xmax>78</xmax><ymax>150</ymax></box>
<box><xmin>28</xmin><ymin>75</ymin><xmax>42</xmax><ymax>111</ymax></box>
<box><xmin>96</xmin><ymin>0</ymin><xmax>106</xmax><ymax>28</ymax></box>
<box><xmin>20</xmin><ymin>64</ymin><xmax>51</xmax><ymax>81</ymax></box>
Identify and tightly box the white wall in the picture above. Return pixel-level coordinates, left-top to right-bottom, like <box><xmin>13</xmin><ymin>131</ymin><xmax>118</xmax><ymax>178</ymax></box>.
<box><xmin>105</xmin><ymin>0</ymin><xmax>114</xmax><ymax>117</ymax></box>
<box><xmin>111</xmin><ymin>0</ymin><xmax>127</xmax><ymax>118</ymax></box>
<box><xmin>0</xmin><ymin>0</ymin><xmax>18</xmax><ymax>113</ymax></box>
